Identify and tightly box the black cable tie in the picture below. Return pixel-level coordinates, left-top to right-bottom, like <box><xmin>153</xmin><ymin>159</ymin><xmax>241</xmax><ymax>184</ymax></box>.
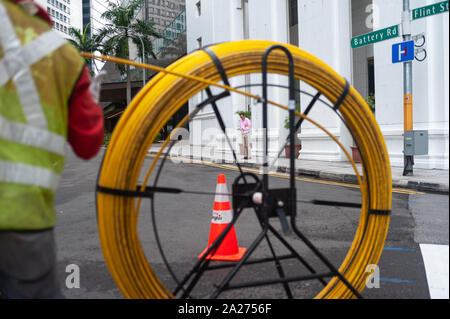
<box><xmin>96</xmin><ymin>185</ymin><xmax>182</xmax><ymax>198</ymax></box>
<box><xmin>196</xmin><ymin>90</ymin><xmax>230</xmax><ymax>110</ymax></box>
<box><xmin>255</xmin><ymin>95</ymin><xmax>264</xmax><ymax>104</ymax></box>
<box><xmin>368</xmin><ymin>209</ymin><xmax>391</xmax><ymax>216</ymax></box>
<box><xmin>193</xmin><ymin>47</ymin><xmax>231</xmax><ymax>112</ymax></box>
<box><xmin>202</xmin><ymin>46</ymin><xmax>231</xmax><ymax>87</ymax></box>
<box><xmin>333</xmin><ymin>79</ymin><xmax>350</xmax><ymax>111</ymax></box>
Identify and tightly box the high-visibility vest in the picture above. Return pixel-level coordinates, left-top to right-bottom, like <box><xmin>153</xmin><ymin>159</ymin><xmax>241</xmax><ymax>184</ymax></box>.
<box><xmin>0</xmin><ymin>0</ymin><xmax>85</xmax><ymax>230</ymax></box>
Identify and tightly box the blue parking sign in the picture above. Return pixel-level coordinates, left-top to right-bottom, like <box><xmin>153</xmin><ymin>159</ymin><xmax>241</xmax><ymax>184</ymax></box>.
<box><xmin>392</xmin><ymin>40</ymin><xmax>415</xmax><ymax>63</ymax></box>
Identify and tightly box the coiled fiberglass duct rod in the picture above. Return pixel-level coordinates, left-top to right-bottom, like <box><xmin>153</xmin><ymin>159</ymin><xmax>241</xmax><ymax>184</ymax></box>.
<box><xmin>82</xmin><ymin>40</ymin><xmax>392</xmax><ymax>299</ymax></box>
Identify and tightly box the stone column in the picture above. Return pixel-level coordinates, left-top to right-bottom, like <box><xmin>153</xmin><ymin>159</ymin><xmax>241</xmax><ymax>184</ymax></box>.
<box><xmin>298</xmin><ymin>0</ymin><xmax>353</xmax><ymax>161</ymax></box>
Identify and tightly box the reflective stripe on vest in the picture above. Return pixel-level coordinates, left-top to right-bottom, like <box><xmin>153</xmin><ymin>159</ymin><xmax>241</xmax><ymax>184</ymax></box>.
<box><xmin>0</xmin><ymin>115</ymin><xmax>66</xmax><ymax>156</ymax></box>
<box><xmin>0</xmin><ymin>159</ymin><xmax>60</xmax><ymax>192</ymax></box>
<box><xmin>0</xmin><ymin>0</ymin><xmax>67</xmax><ymax>190</ymax></box>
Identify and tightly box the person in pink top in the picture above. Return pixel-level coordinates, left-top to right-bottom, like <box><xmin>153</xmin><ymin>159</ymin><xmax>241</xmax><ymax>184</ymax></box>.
<box><xmin>239</xmin><ymin>112</ymin><xmax>252</xmax><ymax>159</ymax></box>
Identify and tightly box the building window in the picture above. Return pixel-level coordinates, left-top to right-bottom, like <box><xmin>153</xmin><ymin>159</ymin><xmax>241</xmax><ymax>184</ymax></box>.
<box><xmin>288</xmin><ymin>0</ymin><xmax>299</xmax><ymax>46</ymax></box>
<box><xmin>195</xmin><ymin>1</ymin><xmax>201</xmax><ymax>17</ymax></box>
<box><xmin>367</xmin><ymin>58</ymin><xmax>375</xmax><ymax>97</ymax></box>
<box><xmin>289</xmin><ymin>0</ymin><xmax>298</xmax><ymax>27</ymax></box>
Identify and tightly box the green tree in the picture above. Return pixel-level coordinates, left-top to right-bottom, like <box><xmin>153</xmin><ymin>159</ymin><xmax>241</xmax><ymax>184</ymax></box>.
<box><xmin>101</xmin><ymin>0</ymin><xmax>163</xmax><ymax>105</ymax></box>
<box><xmin>68</xmin><ymin>23</ymin><xmax>106</xmax><ymax>75</ymax></box>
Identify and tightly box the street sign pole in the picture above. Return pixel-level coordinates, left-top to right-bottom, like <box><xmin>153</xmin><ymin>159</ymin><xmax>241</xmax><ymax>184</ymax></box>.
<box><xmin>402</xmin><ymin>0</ymin><xmax>414</xmax><ymax>176</ymax></box>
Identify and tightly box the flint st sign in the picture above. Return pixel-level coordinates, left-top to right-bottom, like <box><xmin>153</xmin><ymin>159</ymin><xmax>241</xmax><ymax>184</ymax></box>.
<box><xmin>412</xmin><ymin>0</ymin><xmax>449</xmax><ymax>20</ymax></box>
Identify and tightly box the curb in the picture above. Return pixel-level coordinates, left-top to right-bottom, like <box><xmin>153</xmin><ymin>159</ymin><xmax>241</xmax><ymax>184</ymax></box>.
<box><xmin>393</xmin><ymin>180</ymin><xmax>448</xmax><ymax>194</ymax></box>
<box><xmin>147</xmin><ymin>151</ymin><xmax>449</xmax><ymax>194</ymax></box>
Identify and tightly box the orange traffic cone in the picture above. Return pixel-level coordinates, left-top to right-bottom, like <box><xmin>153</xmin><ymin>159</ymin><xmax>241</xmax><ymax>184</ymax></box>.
<box><xmin>198</xmin><ymin>174</ymin><xmax>246</xmax><ymax>261</ymax></box>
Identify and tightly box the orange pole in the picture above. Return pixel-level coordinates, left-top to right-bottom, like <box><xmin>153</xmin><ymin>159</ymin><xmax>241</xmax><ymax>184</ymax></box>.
<box><xmin>404</xmin><ymin>94</ymin><xmax>413</xmax><ymax>132</ymax></box>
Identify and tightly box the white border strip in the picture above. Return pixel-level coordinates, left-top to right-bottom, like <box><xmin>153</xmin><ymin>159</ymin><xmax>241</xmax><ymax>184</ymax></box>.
<box><xmin>420</xmin><ymin>244</ymin><xmax>449</xmax><ymax>299</ymax></box>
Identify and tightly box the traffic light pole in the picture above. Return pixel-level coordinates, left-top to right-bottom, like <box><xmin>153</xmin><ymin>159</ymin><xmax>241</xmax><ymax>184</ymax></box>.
<box><xmin>402</xmin><ymin>0</ymin><xmax>414</xmax><ymax>176</ymax></box>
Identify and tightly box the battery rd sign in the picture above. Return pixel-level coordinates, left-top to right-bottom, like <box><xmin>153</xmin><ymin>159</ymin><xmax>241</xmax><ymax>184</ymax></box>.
<box><xmin>351</xmin><ymin>25</ymin><xmax>399</xmax><ymax>49</ymax></box>
<box><xmin>412</xmin><ymin>1</ymin><xmax>449</xmax><ymax>20</ymax></box>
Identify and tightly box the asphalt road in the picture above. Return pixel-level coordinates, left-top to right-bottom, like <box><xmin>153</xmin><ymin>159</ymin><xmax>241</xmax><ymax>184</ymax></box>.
<box><xmin>54</xmin><ymin>148</ymin><xmax>448</xmax><ymax>299</ymax></box>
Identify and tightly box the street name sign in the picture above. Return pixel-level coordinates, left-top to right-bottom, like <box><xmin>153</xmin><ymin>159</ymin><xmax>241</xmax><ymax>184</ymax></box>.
<box><xmin>412</xmin><ymin>1</ymin><xmax>449</xmax><ymax>20</ymax></box>
<box><xmin>392</xmin><ymin>40</ymin><xmax>415</xmax><ymax>63</ymax></box>
<box><xmin>351</xmin><ymin>25</ymin><xmax>399</xmax><ymax>49</ymax></box>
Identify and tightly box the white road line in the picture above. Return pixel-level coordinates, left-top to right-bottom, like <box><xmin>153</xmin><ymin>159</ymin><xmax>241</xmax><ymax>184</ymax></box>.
<box><xmin>420</xmin><ymin>244</ymin><xmax>449</xmax><ymax>299</ymax></box>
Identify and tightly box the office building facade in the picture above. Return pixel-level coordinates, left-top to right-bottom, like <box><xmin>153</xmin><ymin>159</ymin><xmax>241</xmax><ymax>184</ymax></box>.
<box><xmin>82</xmin><ymin>0</ymin><xmax>110</xmax><ymax>39</ymax></box>
<box><xmin>34</xmin><ymin>0</ymin><xmax>82</xmax><ymax>36</ymax></box>
<box><xmin>145</xmin><ymin>0</ymin><xmax>185</xmax><ymax>35</ymax></box>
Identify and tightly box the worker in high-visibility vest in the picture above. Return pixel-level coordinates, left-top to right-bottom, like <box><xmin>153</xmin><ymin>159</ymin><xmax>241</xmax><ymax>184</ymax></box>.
<box><xmin>0</xmin><ymin>0</ymin><xmax>104</xmax><ymax>298</ymax></box>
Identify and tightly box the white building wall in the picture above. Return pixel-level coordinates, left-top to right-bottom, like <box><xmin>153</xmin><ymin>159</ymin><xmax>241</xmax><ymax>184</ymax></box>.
<box><xmin>186</xmin><ymin>0</ymin><xmax>246</xmax><ymax>160</ymax></box>
<box><xmin>70</xmin><ymin>1</ymin><xmax>83</xmax><ymax>32</ymax></box>
<box><xmin>298</xmin><ymin>0</ymin><xmax>353</xmax><ymax>161</ymax></box>
<box><xmin>247</xmin><ymin>0</ymin><xmax>290</xmax><ymax>159</ymax></box>
<box><xmin>185</xmin><ymin>0</ymin><xmax>449</xmax><ymax>169</ymax></box>
<box><xmin>90</xmin><ymin>0</ymin><xmax>110</xmax><ymax>72</ymax></box>
<box><xmin>421</xmin><ymin>0</ymin><xmax>449</xmax><ymax>170</ymax></box>
<box><xmin>90</xmin><ymin>0</ymin><xmax>109</xmax><ymax>35</ymax></box>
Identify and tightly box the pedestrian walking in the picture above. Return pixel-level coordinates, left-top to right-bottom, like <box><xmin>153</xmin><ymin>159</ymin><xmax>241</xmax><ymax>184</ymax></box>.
<box><xmin>0</xmin><ymin>0</ymin><xmax>104</xmax><ymax>298</ymax></box>
<box><xmin>239</xmin><ymin>112</ymin><xmax>251</xmax><ymax>160</ymax></box>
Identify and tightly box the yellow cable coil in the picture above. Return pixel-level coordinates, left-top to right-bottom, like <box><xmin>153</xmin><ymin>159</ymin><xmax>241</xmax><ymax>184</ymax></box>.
<box><xmin>94</xmin><ymin>40</ymin><xmax>392</xmax><ymax>299</ymax></box>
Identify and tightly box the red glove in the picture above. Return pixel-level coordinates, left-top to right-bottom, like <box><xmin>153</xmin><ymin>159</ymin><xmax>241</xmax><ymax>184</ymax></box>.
<box><xmin>68</xmin><ymin>67</ymin><xmax>104</xmax><ymax>160</ymax></box>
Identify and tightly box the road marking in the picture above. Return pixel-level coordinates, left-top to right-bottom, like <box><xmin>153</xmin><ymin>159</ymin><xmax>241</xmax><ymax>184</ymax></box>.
<box><xmin>380</xmin><ymin>277</ymin><xmax>414</xmax><ymax>284</ymax></box>
<box><xmin>383</xmin><ymin>247</ymin><xmax>415</xmax><ymax>252</ymax></box>
<box><xmin>420</xmin><ymin>244</ymin><xmax>449</xmax><ymax>299</ymax></box>
<box><xmin>147</xmin><ymin>154</ymin><xmax>425</xmax><ymax>195</ymax></box>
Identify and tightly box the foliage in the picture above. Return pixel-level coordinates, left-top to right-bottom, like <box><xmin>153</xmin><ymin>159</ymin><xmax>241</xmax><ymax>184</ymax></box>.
<box><xmin>284</xmin><ymin>117</ymin><xmax>291</xmax><ymax>130</ymax></box>
<box><xmin>284</xmin><ymin>103</ymin><xmax>301</xmax><ymax>129</ymax></box>
<box><xmin>365</xmin><ymin>94</ymin><xmax>375</xmax><ymax>112</ymax></box>
<box><xmin>68</xmin><ymin>23</ymin><xmax>106</xmax><ymax>74</ymax></box>
<box><xmin>154</xmin><ymin>132</ymin><xmax>162</xmax><ymax>143</ymax></box>
<box><xmin>100</xmin><ymin>0</ymin><xmax>163</xmax><ymax>75</ymax></box>
<box><xmin>103</xmin><ymin>131</ymin><xmax>112</xmax><ymax>146</ymax></box>
<box><xmin>236</xmin><ymin>110</ymin><xmax>252</xmax><ymax>119</ymax></box>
